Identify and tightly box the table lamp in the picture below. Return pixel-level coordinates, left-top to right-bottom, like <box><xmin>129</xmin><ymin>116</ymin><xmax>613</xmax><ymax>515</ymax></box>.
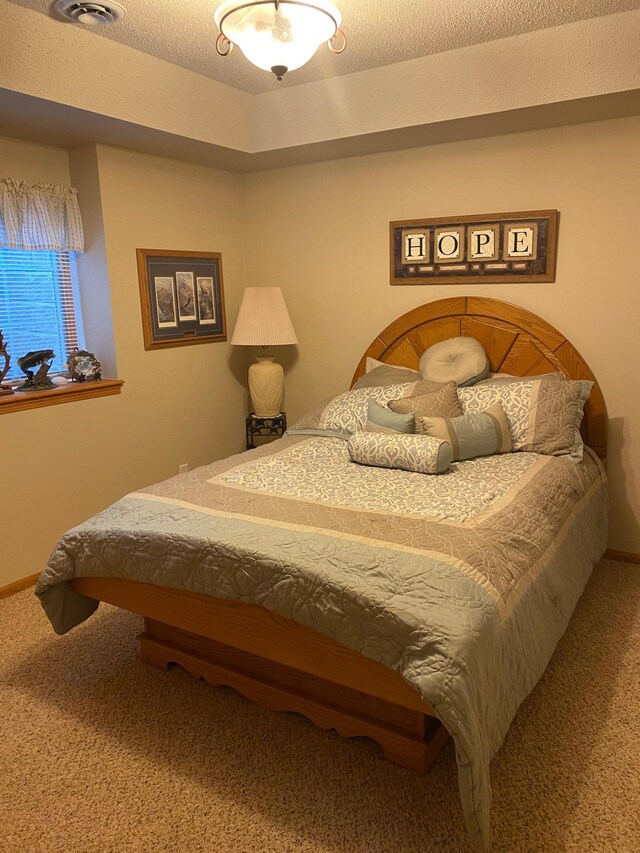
<box><xmin>231</xmin><ymin>287</ymin><xmax>298</xmax><ymax>417</ymax></box>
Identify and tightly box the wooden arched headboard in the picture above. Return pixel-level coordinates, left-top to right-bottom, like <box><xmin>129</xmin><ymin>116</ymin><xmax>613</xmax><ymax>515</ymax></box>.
<box><xmin>351</xmin><ymin>297</ymin><xmax>607</xmax><ymax>461</ymax></box>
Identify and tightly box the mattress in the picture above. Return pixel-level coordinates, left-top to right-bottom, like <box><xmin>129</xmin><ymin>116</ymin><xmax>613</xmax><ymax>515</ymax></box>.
<box><xmin>36</xmin><ymin>435</ymin><xmax>608</xmax><ymax>851</ymax></box>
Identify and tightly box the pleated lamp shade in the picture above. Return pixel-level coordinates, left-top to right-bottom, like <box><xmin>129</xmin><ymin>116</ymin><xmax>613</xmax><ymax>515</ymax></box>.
<box><xmin>231</xmin><ymin>287</ymin><xmax>298</xmax><ymax>346</ymax></box>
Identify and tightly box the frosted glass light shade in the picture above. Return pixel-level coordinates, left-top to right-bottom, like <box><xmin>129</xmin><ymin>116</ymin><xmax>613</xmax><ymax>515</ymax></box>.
<box><xmin>215</xmin><ymin>0</ymin><xmax>341</xmax><ymax>75</ymax></box>
<box><xmin>231</xmin><ymin>287</ymin><xmax>298</xmax><ymax>346</ymax></box>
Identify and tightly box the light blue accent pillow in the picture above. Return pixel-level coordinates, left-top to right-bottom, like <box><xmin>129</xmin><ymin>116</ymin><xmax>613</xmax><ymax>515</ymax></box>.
<box><xmin>365</xmin><ymin>399</ymin><xmax>415</xmax><ymax>434</ymax></box>
<box><xmin>419</xmin><ymin>402</ymin><xmax>512</xmax><ymax>461</ymax></box>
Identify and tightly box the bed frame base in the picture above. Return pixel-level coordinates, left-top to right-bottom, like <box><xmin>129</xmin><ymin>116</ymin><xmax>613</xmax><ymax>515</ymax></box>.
<box><xmin>69</xmin><ymin>577</ymin><xmax>449</xmax><ymax>773</ymax></box>
<box><xmin>139</xmin><ymin>618</ymin><xmax>449</xmax><ymax>773</ymax></box>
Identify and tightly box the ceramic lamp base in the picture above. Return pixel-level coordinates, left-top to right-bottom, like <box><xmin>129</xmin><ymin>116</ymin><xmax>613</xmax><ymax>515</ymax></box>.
<box><xmin>248</xmin><ymin>356</ymin><xmax>283</xmax><ymax>417</ymax></box>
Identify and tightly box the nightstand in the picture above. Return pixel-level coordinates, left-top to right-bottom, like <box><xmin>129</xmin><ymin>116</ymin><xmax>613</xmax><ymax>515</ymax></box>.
<box><xmin>246</xmin><ymin>412</ymin><xmax>287</xmax><ymax>450</ymax></box>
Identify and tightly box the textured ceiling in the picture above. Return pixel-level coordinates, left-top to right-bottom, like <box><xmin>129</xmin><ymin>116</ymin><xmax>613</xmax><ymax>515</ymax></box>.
<box><xmin>9</xmin><ymin>0</ymin><xmax>640</xmax><ymax>93</ymax></box>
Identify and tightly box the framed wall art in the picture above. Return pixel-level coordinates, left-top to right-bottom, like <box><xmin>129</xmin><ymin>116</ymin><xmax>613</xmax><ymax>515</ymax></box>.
<box><xmin>390</xmin><ymin>209</ymin><xmax>558</xmax><ymax>285</ymax></box>
<box><xmin>136</xmin><ymin>249</ymin><xmax>227</xmax><ymax>350</ymax></box>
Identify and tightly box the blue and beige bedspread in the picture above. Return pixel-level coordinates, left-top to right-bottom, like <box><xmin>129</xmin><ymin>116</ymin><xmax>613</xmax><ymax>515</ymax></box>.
<box><xmin>36</xmin><ymin>435</ymin><xmax>607</xmax><ymax>851</ymax></box>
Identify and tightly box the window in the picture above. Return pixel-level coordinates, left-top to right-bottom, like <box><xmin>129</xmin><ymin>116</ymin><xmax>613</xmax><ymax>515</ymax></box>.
<box><xmin>0</xmin><ymin>248</ymin><xmax>84</xmax><ymax>380</ymax></box>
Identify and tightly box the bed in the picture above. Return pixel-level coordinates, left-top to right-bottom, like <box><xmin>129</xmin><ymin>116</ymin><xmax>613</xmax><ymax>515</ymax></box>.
<box><xmin>36</xmin><ymin>297</ymin><xmax>608</xmax><ymax>852</ymax></box>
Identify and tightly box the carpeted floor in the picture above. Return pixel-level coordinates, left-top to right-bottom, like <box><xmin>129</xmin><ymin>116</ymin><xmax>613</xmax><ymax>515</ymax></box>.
<box><xmin>1</xmin><ymin>559</ymin><xmax>639</xmax><ymax>853</ymax></box>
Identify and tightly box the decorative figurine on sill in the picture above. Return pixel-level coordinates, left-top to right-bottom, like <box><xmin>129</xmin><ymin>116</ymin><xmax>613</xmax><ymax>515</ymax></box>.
<box><xmin>0</xmin><ymin>329</ymin><xmax>14</xmax><ymax>396</ymax></box>
<box><xmin>16</xmin><ymin>349</ymin><xmax>56</xmax><ymax>391</ymax></box>
<box><xmin>67</xmin><ymin>347</ymin><xmax>102</xmax><ymax>382</ymax></box>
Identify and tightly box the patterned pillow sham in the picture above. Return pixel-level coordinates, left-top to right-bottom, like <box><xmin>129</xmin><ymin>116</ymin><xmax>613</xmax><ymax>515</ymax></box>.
<box><xmin>457</xmin><ymin>378</ymin><xmax>593</xmax><ymax>460</ymax></box>
<box><xmin>289</xmin><ymin>380</ymin><xmax>439</xmax><ymax>437</ymax></box>
<box><xmin>418</xmin><ymin>402</ymin><xmax>512</xmax><ymax>461</ymax></box>
<box><xmin>366</xmin><ymin>399</ymin><xmax>415</xmax><ymax>434</ymax></box>
<box><xmin>348</xmin><ymin>432</ymin><xmax>452</xmax><ymax>475</ymax></box>
<box><xmin>286</xmin><ymin>394</ymin><xmax>346</xmax><ymax>437</ymax></box>
<box><xmin>388</xmin><ymin>381</ymin><xmax>463</xmax><ymax>429</ymax></box>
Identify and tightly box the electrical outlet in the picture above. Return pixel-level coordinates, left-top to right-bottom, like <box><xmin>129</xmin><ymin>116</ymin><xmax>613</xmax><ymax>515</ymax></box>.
<box><xmin>179</xmin><ymin>463</ymin><xmax>189</xmax><ymax>474</ymax></box>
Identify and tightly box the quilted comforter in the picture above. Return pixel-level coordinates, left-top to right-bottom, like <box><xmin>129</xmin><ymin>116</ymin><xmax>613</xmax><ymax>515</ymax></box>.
<box><xmin>36</xmin><ymin>435</ymin><xmax>607</xmax><ymax>851</ymax></box>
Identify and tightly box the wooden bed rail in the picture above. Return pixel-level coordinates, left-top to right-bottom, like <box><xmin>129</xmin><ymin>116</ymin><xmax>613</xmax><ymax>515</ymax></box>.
<box><xmin>70</xmin><ymin>576</ymin><xmax>449</xmax><ymax>773</ymax></box>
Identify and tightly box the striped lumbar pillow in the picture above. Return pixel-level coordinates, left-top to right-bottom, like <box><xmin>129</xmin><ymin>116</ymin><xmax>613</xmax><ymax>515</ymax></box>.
<box><xmin>418</xmin><ymin>402</ymin><xmax>512</xmax><ymax>461</ymax></box>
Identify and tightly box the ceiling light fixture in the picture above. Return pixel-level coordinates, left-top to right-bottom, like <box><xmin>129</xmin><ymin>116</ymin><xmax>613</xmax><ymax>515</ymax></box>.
<box><xmin>214</xmin><ymin>0</ymin><xmax>346</xmax><ymax>81</ymax></box>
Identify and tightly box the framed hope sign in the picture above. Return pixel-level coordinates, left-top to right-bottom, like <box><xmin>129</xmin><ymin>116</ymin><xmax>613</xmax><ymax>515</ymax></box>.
<box><xmin>390</xmin><ymin>209</ymin><xmax>558</xmax><ymax>285</ymax></box>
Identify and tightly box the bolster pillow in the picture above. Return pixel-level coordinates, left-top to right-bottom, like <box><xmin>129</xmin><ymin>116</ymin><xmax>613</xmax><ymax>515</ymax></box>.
<box><xmin>419</xmin><ymin>402</ymin><xmax>512</xmax><ymax>461</ymax></box>
<box><xmin>347</xmin><ymin>432</ymin><xmax>452</xmax><ymax>475</ymax></box>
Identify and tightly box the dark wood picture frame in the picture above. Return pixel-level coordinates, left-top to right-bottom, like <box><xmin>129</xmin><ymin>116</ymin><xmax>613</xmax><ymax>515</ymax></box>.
<box><xmin>136</xmin><ymin>249</ymin><xmax>227</xmax><ymax>350</ymax></box>
<box><xmin>390</xmin><ymin>209</ymin><xmax>558</xmax><ymax>285</ymax></box>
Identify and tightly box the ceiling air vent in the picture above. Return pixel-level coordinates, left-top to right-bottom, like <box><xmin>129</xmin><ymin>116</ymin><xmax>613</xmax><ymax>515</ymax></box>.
<box><xmin>54</xmin><ymin>0</ymin><xmax>126</xmax><ymax>26</ymax></box>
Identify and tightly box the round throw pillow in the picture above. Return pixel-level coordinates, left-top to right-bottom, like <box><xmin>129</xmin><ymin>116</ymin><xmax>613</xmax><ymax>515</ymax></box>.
<box><xmin>420</xmin><ymin>336</ymin><xmax>490</xmax><ymax>387</ymax></box>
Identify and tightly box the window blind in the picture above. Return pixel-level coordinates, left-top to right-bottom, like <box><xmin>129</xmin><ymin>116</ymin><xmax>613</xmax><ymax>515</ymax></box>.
<box><xmin>0</xmin><ymin>248</ymin><xmax>83</xmax><ymax>380</ymax></box>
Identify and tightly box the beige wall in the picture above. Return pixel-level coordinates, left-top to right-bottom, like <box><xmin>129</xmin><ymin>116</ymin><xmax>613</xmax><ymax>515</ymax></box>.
<box><xmin>0</xmin><ymin>134</ymin><xmax>70</xmax><ymax>185</ymax></box>
<box><xmin>94</xmin><ymin>143</ymin><xmax>248</xmax><ymax>471</ymax></box>
<box><xmin>1</xmin><ymin>141</ymin><xmax>247</xmax><ymax>587</ymax></box>
<box><xmin>242</xmin><ymin>116</ymin><xmax>640</xmax><ymax>553</ymax></box>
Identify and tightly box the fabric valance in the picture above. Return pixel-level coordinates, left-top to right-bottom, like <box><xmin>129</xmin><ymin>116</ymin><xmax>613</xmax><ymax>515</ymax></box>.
<box><xmin>0</xmin><ymin>177</ymin><xmax>84</xmax><ymax>252</ymax></box>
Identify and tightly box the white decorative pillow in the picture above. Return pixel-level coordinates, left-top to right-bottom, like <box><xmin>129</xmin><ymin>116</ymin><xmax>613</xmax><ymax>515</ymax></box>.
<box><xmin>348</xmin><ymin>432</ymin><xmax>452</xmax><ymax>475</ymax></box>
<box><xmin>420</xmin><ymin>336</ymin><xmax>490</xmax><ymax>387</ymax></box>
<box><xmin>292</xmin><ymin>381</ymin><xmax>437</xmax><ymax>437</ymax></box>
<box><xmin>457</xmin><ymin>378</ymin><xmax>593</xmax><ymax>460</ymax></box>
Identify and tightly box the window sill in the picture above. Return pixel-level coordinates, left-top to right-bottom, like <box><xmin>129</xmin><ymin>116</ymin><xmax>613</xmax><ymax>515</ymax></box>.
<box><xmin>0</xmin><ymin>379</ymin><xmax>124</xmax><ymax>415</ymax></box>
